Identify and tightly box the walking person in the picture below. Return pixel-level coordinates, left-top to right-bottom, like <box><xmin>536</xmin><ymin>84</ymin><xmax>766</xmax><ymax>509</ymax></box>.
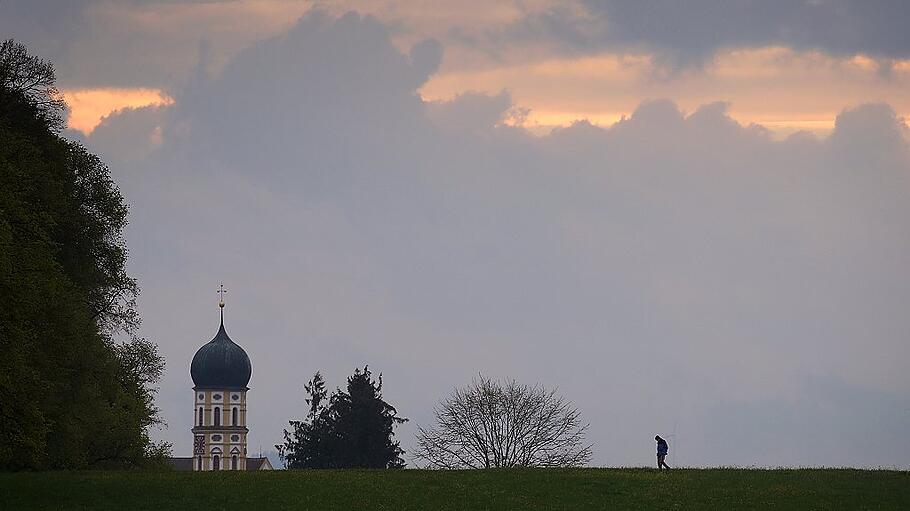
<box><xmin>655</xmin><ymin>435</ymin><xmax>671</xmax><ymax>470</ymax></box>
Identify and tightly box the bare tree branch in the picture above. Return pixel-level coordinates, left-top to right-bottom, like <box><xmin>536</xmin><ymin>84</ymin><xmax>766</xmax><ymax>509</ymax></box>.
<box><xmin>1</xmin><ymin>39</ymin><xmax>66</xmax><ymax>130</ymax></box>
<box><xmin>415</xmin><ymin>375</ymin><xmax>593</xmax><ymax>469</ymax></box>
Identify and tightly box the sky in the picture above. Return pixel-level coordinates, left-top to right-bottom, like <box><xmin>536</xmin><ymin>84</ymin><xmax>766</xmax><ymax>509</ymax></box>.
<box><xmin>3</xmin><ymin>0</ymin><xmax>909</xmax><ymax>468</ymax></box>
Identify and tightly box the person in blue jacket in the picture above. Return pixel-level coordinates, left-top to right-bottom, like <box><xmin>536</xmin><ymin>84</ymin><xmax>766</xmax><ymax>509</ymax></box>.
<box><xmin>655</xmin><ymin>435</ymin><xmax>670</xmax><ymax>470</ymax></box>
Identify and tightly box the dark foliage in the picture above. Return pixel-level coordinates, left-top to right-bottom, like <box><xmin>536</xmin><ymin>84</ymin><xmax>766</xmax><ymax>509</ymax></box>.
<box><xmin>277</xmin><ymin>367</ymin><xmax>407</xmax><ymax>469</ymax></box>
<box><xmin>0</xmin><ymin>39</ymin><xmax>65</xmax><ymax>131</ymax></box>
<box><xmin>0</xmin><ymin>40</ymin><xmax>168</xmax><ymax>470</ymax></box>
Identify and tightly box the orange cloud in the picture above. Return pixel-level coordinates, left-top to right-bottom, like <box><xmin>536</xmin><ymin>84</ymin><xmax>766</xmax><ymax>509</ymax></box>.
<box><xmin>63</xmin><ymin>88</ymin><xmax>173</xmax><ymax>134</ymax></box>
<box><xmin>422</xmin><ymin>47</ymin><xmax>910</xmax><ymax>138</ymax></box>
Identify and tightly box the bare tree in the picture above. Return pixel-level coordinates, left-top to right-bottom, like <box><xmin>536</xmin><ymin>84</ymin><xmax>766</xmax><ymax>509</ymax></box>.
<box><xmin>415</xmin><ymin>376</ymin><xmax>593</xmax><ymax>469</ymax></box>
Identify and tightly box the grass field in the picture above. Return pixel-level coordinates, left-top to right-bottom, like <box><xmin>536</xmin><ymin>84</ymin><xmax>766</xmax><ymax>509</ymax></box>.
<box><xmin>2</xmin><ymin>468</ymin><xmax>908</xmax><ymax>510</ymax></box>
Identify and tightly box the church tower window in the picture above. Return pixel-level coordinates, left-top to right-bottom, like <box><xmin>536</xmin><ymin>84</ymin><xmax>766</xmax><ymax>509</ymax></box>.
<box><xmin>198</xmin><ymin>407</ymin><xmax>203</xmax><ymax>426</ymax></box>
<box><xmin>232</xmin><ymin>407</ymin><xmax>238</xmax><ymax>425</ymax></box>
<box><xmin>232</xmin><ymin>455</ymin><xmax>238</xmax><ymax>470</ymax></box>
<box><xmin>213</xmin><ymin>455</ymin><xmax>220</xmax><ymax>471</ymax></box>
<box><xmin>214</xmin><ymin>407</ymin><xmax>220</xmax><ymax>426</ymax></box>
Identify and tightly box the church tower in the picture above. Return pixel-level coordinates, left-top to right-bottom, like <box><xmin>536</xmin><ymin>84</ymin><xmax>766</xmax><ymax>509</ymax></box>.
<box><xmin>190</xmin><ymin>286</ymin><xmax>252</xmax><ymax>471</ymax></box>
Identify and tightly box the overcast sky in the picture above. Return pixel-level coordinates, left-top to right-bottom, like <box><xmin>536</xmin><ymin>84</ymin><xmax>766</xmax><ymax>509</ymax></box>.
<box><xmin>3</xmin><ymin>0</ymin><xmax>909</xmax><ymax>468</ymax></box>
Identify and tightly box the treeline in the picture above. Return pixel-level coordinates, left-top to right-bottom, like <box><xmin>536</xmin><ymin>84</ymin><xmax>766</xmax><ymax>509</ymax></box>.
<box><xmin>277</xmin><ymin>368</ymin><xmax>592</xmax><ymax>470</ymax></box>
<box><xmin>0</xmin><ymin>40</ymin><xmax>167</xmax><ymax>470</ymax></box>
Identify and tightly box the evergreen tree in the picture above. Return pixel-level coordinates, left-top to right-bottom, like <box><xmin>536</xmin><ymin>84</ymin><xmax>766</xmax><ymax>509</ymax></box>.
<box><xmin>277</xmin><ymin>367</ymin><xmax>407</xmax><ymax>469</ymax></box>
<box><xmin>276</xmin><ymin>372</ymin><xmax>335</xmax><ymax>468</ymax></box>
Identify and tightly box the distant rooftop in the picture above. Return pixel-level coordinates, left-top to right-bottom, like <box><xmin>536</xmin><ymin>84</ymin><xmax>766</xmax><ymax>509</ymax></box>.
<box><xmin>166</xmin><ymin>457</ymin><xmax>273</xmax><ymax>471</ymax></box>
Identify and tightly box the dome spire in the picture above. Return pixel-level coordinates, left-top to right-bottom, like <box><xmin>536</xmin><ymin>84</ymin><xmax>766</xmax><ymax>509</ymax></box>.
<box><xmin>217</xmin><ymin>282</ymin><xmax>227</xmax><ymax>325</ymax></box>
<box><xmin>191</xmin><ymin>282</ymin><xmax>251</xmax><ymax>389</ymax></box>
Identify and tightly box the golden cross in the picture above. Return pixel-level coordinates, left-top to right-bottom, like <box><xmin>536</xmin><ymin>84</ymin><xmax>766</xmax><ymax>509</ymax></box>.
<box><xmin>217</xmin><ymin>283</ymin><xmax>227</xmax><ymax>307</ymax></box>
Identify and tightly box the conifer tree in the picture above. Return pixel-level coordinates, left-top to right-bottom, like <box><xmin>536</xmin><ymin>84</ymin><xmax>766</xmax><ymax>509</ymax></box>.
<box><xmin>278</xmin><ymin>367</ymin><xmax>406</xmax><ymax>469</ymax></box>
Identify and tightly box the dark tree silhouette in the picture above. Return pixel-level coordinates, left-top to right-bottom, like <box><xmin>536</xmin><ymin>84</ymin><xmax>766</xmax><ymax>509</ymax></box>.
<box><xmin>415</xmin><ymin>375</ymin><xmax>592</xmax><ymax>469</ymax></box>
<box><xmin>0</xmin><ymin>39</ymin><xmax>65</xmax><ymax>129</ymax></box>
<box><xmin>276</xmin><ymin>372</ymin><xmax>333</xmax><ymax>468</ymax></box>
<box><xmin>277</xmin><ymin>367</ymin><xmax>407</xmax><ymax>469</ymax></box>
<box><xmin>0</xmin><ymin>40</ymin><xmax>167</xmax><ymax>470</ymax></box>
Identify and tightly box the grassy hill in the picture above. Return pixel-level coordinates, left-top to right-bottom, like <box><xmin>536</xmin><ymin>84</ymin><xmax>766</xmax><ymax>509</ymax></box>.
<box><xmin>2</xmin><ymin>468</ymin><xmax>908</xmax><ymax>510</ymax></box>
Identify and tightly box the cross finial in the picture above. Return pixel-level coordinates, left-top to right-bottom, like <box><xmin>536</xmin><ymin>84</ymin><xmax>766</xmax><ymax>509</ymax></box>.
<box><xmin>217</xmin><ymin>283</ymin><xmax>227</xmax><ymax>324</ymax></box>
<box><xmin>217</xmin><ymin>283</ymin><xmax>228</xmax><ymax>306</ymax></box>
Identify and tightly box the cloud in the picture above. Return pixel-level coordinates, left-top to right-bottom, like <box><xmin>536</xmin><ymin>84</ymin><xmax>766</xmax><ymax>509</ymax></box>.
<box><xmin>502</xmin><ymin>0</ymin><xmax>910</xmax><ymax>70</ymax></box>
<box><xmin>85</xmin><ymin>104</ymin><xmax>168</xmax><ymax>160</ymax></box>
<box><xmin>0</xmin><ymin>0</ymin><xmax>312</xmax><ymax>88</ymax></box>
<box><xmin>425</xmin><ymin>90</ymin><xmax>513</xmax><ymax>133</ymax></box>
<box><xmin>85</xmin><ymin>10</ymin><xmax>910</xmax><ymax>468</ymax></box>
<box><xmin>6</xmin><ymin>0</ymin><xmax>908</xmax><ymax>139</ymax></box>
<box><xmin>62</xmin><ymin>87</ymin><xmax>172</xmax><ymax>134</ymax></box>
<box><xmin>409</xmin><ymin>38</ymin><xmax>444</xmax><ymax>85</ymax></box>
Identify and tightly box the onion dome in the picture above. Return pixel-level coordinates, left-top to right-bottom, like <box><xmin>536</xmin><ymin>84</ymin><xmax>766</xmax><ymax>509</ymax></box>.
<box><xmin>190</xmin><ymin>292</ymin><xmax>251</xmax><ymax>390</ymax></box>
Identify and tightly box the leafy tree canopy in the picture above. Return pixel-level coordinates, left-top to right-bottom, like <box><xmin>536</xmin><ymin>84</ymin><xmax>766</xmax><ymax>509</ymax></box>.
<box><xmin>0</xmin><ymin>40</ymin><xmax>167</xmax><ymax>470</ymax></box>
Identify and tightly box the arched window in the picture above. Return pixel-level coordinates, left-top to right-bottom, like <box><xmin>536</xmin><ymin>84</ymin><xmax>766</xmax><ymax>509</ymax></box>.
<box><xmin>232</xmin><ymin>407</ymin><xmax>238</xmax><ymax>426</ymax></box>
<box><xmin>213</xmin><ymin>455</ymin><xmax>220</xmax><ymax>471</ymax></box>
<box><xmin>232</xmin><ymin>455</ymin><xmax>238</xmax><ymax>470</ymax></box>
<box><xmin>197</xmin><ymin>456</ymin><xmax>202</xmax><ymax>471</ymax></box>
<box><xmin>198</xmin><ymin>407</ymin><xmax>203</xmax><ymax>426</ymax></box>
<box><xmin>214</xmin><ymin>407</ymin><xmax>220</xmax><ymax>426</ymax></box>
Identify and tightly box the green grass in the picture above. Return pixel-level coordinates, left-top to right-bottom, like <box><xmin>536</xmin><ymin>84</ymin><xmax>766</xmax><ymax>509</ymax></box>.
<box><xmin>1</xmin><ymin>468</ymin><xmax>908</xmax><ymax>510</ymax></box>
